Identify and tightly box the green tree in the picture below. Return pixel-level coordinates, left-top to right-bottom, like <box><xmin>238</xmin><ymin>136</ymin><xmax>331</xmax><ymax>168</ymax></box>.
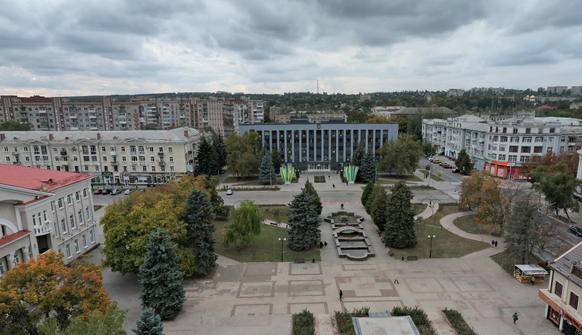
<box><xmin>455</xmin><ymin>149</ymin><xmax>474</xmax><ymax>175</ymax></box>
<box><xmin>0</xmin><ymin>120</ymin><xmax>32</xmax><ymax>131</ymax></box>
<box><xmin>226</xmin><ymin>132</ymin><xmax>261</xmax><ymax>177</ymax></box>
<box><xmin>132</xmin><ymin>308</ymin><xmax>164</xmax><ymax>335</ymax></box>
<box><xmin>359</xmin><ymin>152</ymin><xmax>376</xmax><ymax>183</ymax></box>
<box><xmin>303</xmin><ymin>179</ymin><xmax>323</xmax><ymax>215</ymax></box>
<box><xmin>370</xmin><ymin>186</ymin><xmax>389</xmax><ymax>230</ymax></box>
<box><xmin>531</xmin><ymin>161</ymin><xmax>582</xmax><ymax>220</ymax></box>
<box><xmin>377</xmin><ymin>134</ymin><xmax>423</xmax><ymax>176</ymax></box>
<box><xmin>213</xmin><ymin>135</ymin><xmax>227</xmax><ymax>170</ymax></box>
<box><xmin>361</xmin><ymin>182</ymin><xmax>375</xmax><ymax>207</ymax></box>
<box><xmin>39</xmin><ymin>307</ymin><xmax>127</xmax><ymax>335</ymax></box>
<box><xmin>259</xmin><ymin>150</ymin><xmax>278</xmax><ymax>185</ymax></box>
<box><xmin>421</xmin><ymin>142</ymin><xmax>436</xmax><ymax>157</ymax></box>
<box><xmin>139</xmin><ymin>229</ymin><xmax>185</xmax><ymax>321</ymax></box>
<box><xmin>352</xmin><ymin>146</ymin><xmax>365</xmax><ymax>167</ymax></box>
<box><xmin>384</xmin><ymin>181</ymin><xmax>417</xmax><ymax>248</ymax></box>
<box><xmin>183</xmin><ymin>189</ymin><xmax>217</xmax><ymax>275</ymax></box>
<box><xmin>225</xmin><ymin>200</ymin><xmax>263</xmax><ymax>248</ymax></box>
<box><xmin>271</xmin><ymin>149</ymin><xmax>283</xmax><ymax>172</ymax></box>
<box><xmin>196</xmin><ymin>137</ymin><xmax>218</xmax><ymax>177</ymax></box>
<box><xmin>287</xmin><ymin>191</ymin><xmax>321</xmax><ymax>251</ymax></box>
<box><xmin>365</xmin><ymin>184</ymin><xmax>381</xmax><ymax>215</ymax></box>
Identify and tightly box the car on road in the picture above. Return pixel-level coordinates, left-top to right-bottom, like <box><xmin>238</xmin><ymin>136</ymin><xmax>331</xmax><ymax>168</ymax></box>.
<box><xmin>111</xmin><ymin>189</ymin><xmax>122</xmax><ymax>195</ymax></box>
<box><xmin>452</xmin><ymin>168</ymin><xmax>460</xmax><ymax>173</ymax></box>
<box><xmin>439</xmin><ymin>162</ymin><xmax>445</xmax><ymax>166</ymax></box>
<box><xmin>226</xmin><ymin>189</ymin><xmax>233</xmax><ymax>195</ymax></box>
<box><xmin>570</xmin><ymin>225</ymin><xmax>582</xmax><ymax>237</ymax></box>
<box><xmin>101</xmin><ymin>189</ymin><xmax>111</xmax><ymax>195</ymax></box>
<box><xmin>427</xmin><ymin>156</ymin><xmax>434</xmax><ymax>161</ymax></box>
<box><xmin>443</xmin><ymin>163</ymin><xmax>452</xmax><ymax>169</ymax></box>
<box><xmin>433</xmin><ymin>159</ymin><xmax>442</xmax><ymax>164</ymax></box>
<box><xmin>93</xmin><ymin>189</ymin><xmax>103</xmax><ymax>195</ymax></box>
<box><xmin>124</xmin><ymin>189</ymin><xmax>134</xmax><ymax>195</ymax></box>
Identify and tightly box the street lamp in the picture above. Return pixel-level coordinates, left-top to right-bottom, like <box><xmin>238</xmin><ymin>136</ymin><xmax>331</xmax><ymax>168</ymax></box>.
<box><xmin>278</xmin><ymin>237</ymin><xmax>286</xmax><ymax>261</ymax></box>
<box><xmin>428</xmin><ymin>235</ymin><xmax>435</xmax><ymax>258</ymax></box>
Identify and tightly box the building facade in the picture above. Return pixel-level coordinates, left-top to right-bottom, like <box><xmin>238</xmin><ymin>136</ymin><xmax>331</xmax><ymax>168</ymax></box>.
<box><xmin>539</xmin><ymin>241</ymin><xmax>582</xmax><ymax>334</ymax></box>
<box><xmin>239</xmin><ymin>119</ymin><xmax>398</xmax><ymax>172</ymax></box>
<box><xmin>0</xmin><ymin>165</ymin><xmax>98</xmax><ymax>275</ymax></box>
<box><xmin>422</xmin><ymin>113</ymin><xmax>582</xmax><ymax>179</ymax></box>
<box><xmin>270</xmin><ymin>112</ymin><xmax>347</xmax><ymax>124</ymax></box>
<box><xmin>0</xmin><ymin>127</ymin><xmax>201</xmax><ymax>185</ymax></box>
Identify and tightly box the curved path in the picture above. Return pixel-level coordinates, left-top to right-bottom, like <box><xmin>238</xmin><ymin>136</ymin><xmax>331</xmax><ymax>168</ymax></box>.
<box><xmin>415</xmin><ymin>202</ymin><xmax>439</xmax><ymax>220</ymax></box>
<box><xmin>440</xmin><ymin>211</ymin><xmax>506</xmax><ymax>259</ymax></box>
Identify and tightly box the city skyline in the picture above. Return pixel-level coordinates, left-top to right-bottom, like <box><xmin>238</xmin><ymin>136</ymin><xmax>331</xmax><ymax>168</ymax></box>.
<box><xmin>1</xmin><ymin>0</ymin><xmax>582</xmax><ymax>96</ymax></box>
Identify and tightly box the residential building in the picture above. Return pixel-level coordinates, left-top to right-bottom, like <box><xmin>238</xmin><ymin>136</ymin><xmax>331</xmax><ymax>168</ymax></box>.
<box><xmin>239</xmin><ymin>118</ymin><xmax>398</xmax><ymax>172</ymax></box>
<box><xmin>372</xmin><ymin>106</ymin><xmax>454</xmax><ymax>119</ymax></box>
<box><xmin>422</xmin><ymin>112</ymin><xmax>582</xmax><ymax>179</ymax></box>
<box><xmin>271</xmin><ymin>112</ymin><xmax>347</xmax><ymax>124</ymax></box>
<box><xmin>539</xmin><ymin>241</ymin><xmax>582</xmax><ymax>334</ymax></box>
<box><xmin>447</xmin><ymin>89</ymin><xmax>465</xmax><ymax>97</ymax></box>
<box><xmin>572</xmin><ymin>86</ymin><xmax>582</xmax><ymax>96</ymax></box>
<box><xmin>547</xmin><ymin>86</ymin><xmax>569</xmax><ymax>95</ymax></box>
<box><xmin>0</xmin><ymin>165</ymin><xmax>98</xmax><ymax>273</ymax></box>
<box><xmin>0</xmin><ymin>127</ymin><xmax>201</xmax><ymax>185</ymax></box>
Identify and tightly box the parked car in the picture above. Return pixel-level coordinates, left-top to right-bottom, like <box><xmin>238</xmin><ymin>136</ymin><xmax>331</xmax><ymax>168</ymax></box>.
<box><xmin>111</xmin><ymin>189</ymin><xmax>122</xmax><ymax>195</ymax></box>
<box><xmin>427</xmin><ymin>156</ymin><xmax>434</xmax><ymax>161</ymax></box>
<box><xmin>226</xmin><ymin>189</ymin><xmax>233</xmax><ymax>195</ymax></box>
<box><xmin>219</xmin><ymin>169</ymin><xmax>226</xmax><ymax>174</ymax></box>
<box><xmin>101</xmin><ymin>189</ymin><xmax>111</xmax><ymax>195</ymax></box>
<box><xmin>124</xmin><ymin>189</ymin><xmax>134</xmax><ymax>195</ymax></box>
<box><xmin>443</xmin><ymin>164</ymin><xmax>452</xmax><ymax>169</ymax></box>
<box><xmin>570</xmin><ymin>225</ymin><xmax>582</xmax><ymax>237</ymax></box>
<box><xmin>433</xmin><ymin>159</ymin><xmax>442</xmax><ymax>164</ymax></box>
<box><xmin>439</xmin><ymin>162</ymin><xmax>445</xmax><ymax>166</ymax></box>
<box><xmin>93</xmin><ymin>189</ymin><xmax>103</xmax><ymax>195</ymax></box>
<box><xmin>452</xmin><ymin>168</ymin><xmax>460</xmax><ymax>173</ymax></box>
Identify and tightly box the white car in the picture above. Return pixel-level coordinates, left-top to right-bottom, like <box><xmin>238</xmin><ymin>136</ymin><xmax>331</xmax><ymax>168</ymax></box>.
<box><xmin>226</xmin><ymin>189</ymin><xmax>233</xmax><ymax>195</ymax></box>
<box><xmin>124</xmin><ymin>189</ymin><xmax>134</xmax><ymax>195</ymax></box>
<box><xmin>110</xmin><ymin>189</ymin><xmax>122</xmax><ymax>195</ymax></box>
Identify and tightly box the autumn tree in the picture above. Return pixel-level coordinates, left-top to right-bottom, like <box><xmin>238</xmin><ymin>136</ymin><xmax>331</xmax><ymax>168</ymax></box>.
<box><xmin>225</xmin><ymin>131</ymin><xmax>261</xmax><ymax>177</ymax></box>
<box><xmin>183</xmin><ymin>188</ymin><xmax>217</xmax><ymax>275</ymax></box>
<box><xmin>384</xmin><ymin>181</ymin><xmax>417</xmax><ymax>248</ymax></box>
<box><xmin>139</xmin><ymin>229</ymin><xmax>185</xmax><ymax>321</ymax></box>
<box><xmin>377</xmin><ymin>134</ymin><xmax>423</xmax><ymax>176</ymax></box>
<box><xmin>225</xmin><ymin>200</ymin><xmax>263</xmax><ymax>248</ymax></box>
<box><xmin>531</xmin><ymin>161</ymin><xmax>582</xmax><ymax>220</ymax></box>
<box><xmin>38</xmin><ymin>307</ymin><xmax>127</xmax><ymax>335</ymax></box>
<box><xmin>0</xmin><ymin>251</ymin><xmax>116</xmax><ymax>335</ymax></box>
<box><xmin>287</xmin><ymin>191</ymin><xmax>321</xmax><ymax>251</ymax></box>
<box><xmin>520</xmin><ymin>151</ymin><xmax>579</xmax><ymax>177</ymax></box>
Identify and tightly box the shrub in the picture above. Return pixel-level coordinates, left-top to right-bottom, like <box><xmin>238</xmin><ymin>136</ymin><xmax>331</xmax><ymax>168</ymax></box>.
<box><xmin>334</xmin><ymin>307</ymin><xmax>369</xmax><ymax>335</ymax></box>
<box><xmin>442</xmin><ymin>309</ymin><xmax>476</xmax><ymax>335</ymax></box>
<box><xmin>292</xmin><ymin>309</ymin><xmax>315</xmax><ymax>335</ymax></box>
<box><xmin>391</xmin><ymin>306</ymin><xmax>436</xmax><ymax>335</ymax></box>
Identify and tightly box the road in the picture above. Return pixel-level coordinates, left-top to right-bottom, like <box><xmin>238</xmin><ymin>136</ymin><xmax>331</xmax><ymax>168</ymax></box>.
<box><xmin>420</xmin><ymin>157</ymin><xmax>465</xmax><ymax>184</ymax></box>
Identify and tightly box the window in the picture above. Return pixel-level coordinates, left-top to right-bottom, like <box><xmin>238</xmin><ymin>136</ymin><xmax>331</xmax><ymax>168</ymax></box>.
<box><xmin>143</xmin><ymin>166</ymin><xmax>147</xmax><ymax>172</ymax></box>
<box><xmin>43</xmin><ymin>210</ymin><xmax>47</xmax><ymax>222</ymax></box>
<box><xmin>90</xmin><ymin>229</ymin><xmax>95</xmax><ymax>243</ymax></box>
<box><xmin>70</xmin><ymin>215</ymin><xmax>76</xmax><ymax>229</ymax></box>
<box><xmin>499</xmin><ymin>146</ymin><xmax>506</xmax><ymax>152</ymax></box>
<box><xmin>51</xmin><ymin>202</ymin><xmax>55</xmax><ymax>212</ymax></box>
<box><xmin>534</xmin><ymin>146</ymin><xmax>543</xmax><ymax>153</ymax></box>
<box><xmin>83</xmin><ymin>188</ymin><xmax>87</xmax><ymax>198</ymax></box>
<box><xmin>550</xmin><ymin>128</ymin><xmax>555</xmax><ymax>133</ymax></box>
<box><xmin>521</xmin><ymin>146</ymin><xmax>531</xmax><ymax>153</ymax></box>
<box><xmin>122</xmin><ymin>156</ymin><xmax>126</xmax><ymax>162</ymax></box>
<box><xmin>523</xmin><ymin>137</ymin><xmax>532</xmax><ymax>143</ymax></box>
<box><xmin>520</xmin><ymin>156</ymin><xmax>529</xmax><ymax>163</ymax></box>
<box><xmin>573</xmin><ymin>266</ymin><xmax>582</xmax><ymax>280</ymax></box>
<box><xmin>103</xmin><ymin>156</ymin><xmax>107</xmax><ymax>162</ymax></box>
<box><xmin>67</xmin><ymin>195</ymin><xmax>72</xmax><ymax>205</ymax></box>
<box><xmin>491</xmin><ymin>153</ymin><xmax>497</xmax><ymax>159</ymax></box>
<box><xmin>526</xmin><ymin>128</ymin><xmax>531</xmax><ymax>134</ymax></box>
<box><xmin>86</xmin><ymin>206</ymin><xmax>91</xmax><ymax>221</ymax></box>
<box><xmin>58</xmin><ymin>198</ymin><xmax>63</xmax><ymax>208</ymax></box>
<box><xmin>555</xmin><ymin>281</ymin><xmax>563</xmax><ymax>298</ymax></box>
<box><xmin>121</xmin><ymin>146</ymin><xmax>126</xmax><ymax>152</ymax></box>
<box><xmin>535</xmin><ymin>137</ymin><xmax>543</xmax><ymax>142</ymax></box>
<box><xmin>168</xmin><ymin>147</ymin><xmax>173</xmax><ymax>153</ymax></box>
<box><xmin>169</xmin><ymin>157</ymin><xmax>173</xmax><ymax>162</ymax></box>
<box><xmin>78</xmin><ymin>210</ymin><xmax>83</xmax><ymax>224</ymax></box>
<box><xmin>83</xmin><ymin>235</ymin><xmax>88</xmax><ymax>248</ymax></box>
<box><xmin>101</xmin><ymin>146</ymin><xmax>106</xmax><ymax>152</ymax></box>
<box><xmin>61</xmin><ymin>219</ymin><xmax>67</xmax><ymax>233</ymax></box>
<box><xmin>0</xmin><ymin>263</ymin><xmax>4</xmax><ymax>276</ymax></box>
<box><xmin>509</xmin><ymin>155</ymin><xmax>517</xmax><ymax>162</ymax></box>
<box><xmin>14</xmin><ymin>254</ymin><xmax>19</xmax><ymax>264</ymax></box>
<box><xmin>152</xmin><ymin>166</ymin><xmax>156</xmax><ymax>172</ymax></box>
<box><xmin>170</xmin><ymin>166</ymin><xmax>175</xmax><ymax>172</ymax></box>
<box><xmin>500</xmin><ymin>136</ymin><xmax>508</xmax><ymax>142</ymax></box>
<box><xmin>32</xmin><ymin>214</ymin><xmax>37</xmax><ymax>226</ymax></box>
<box><xmin>498</xmin><ymin>155</ymin><xmax>506</xmax><ymax>160</ymax></box>
<box><xmin>75</xmin><ymin>191</ymin><xmax>80</xmax><ymax>201</ymax></box>
<box><xmin>493</xmin><ymin>136</ymin><xmax>499</xmax><ymax>142</ymax></box>
<box><xmin>570</xmin><ymin>292</ymin><xmax>579</xmax><ymax>310</ymax></box>
<box><xmin>149</xmin><ymin>147</ymin><xmax>154</xmax><ymax>152</ymax></box>
<box><xmin>75</xmin><ymin>239</ymin><xmax>80</xmax><ymax>253</ymax></box>
<box><xmin>510</xmin><ymin>137</ymin><xmax>519</xmax><ymax>143</ymax></box>
<box><xmin>150</xmin><ymin>156</ymin><xmax>155</xmax><ymax>162</ymax></box>
<box><xmin>66</xmin><ymin>244</ymin><xmax>72</xmax><ymax>258</ymax></box>
<box><xmin>54</xmin><ymin>222</ymin><xmax>59</xmax><ymax>238</ymax></box>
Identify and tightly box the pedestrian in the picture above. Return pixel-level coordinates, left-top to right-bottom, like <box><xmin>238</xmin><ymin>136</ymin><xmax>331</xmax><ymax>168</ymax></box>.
<box><xmin>531</xmin><ymin>277</ymin><xmax>535</xmax><ymax>285</ymax></box>
<box><xmin>324</xmin><ymin>241</ymin><xmax>328</xmax><ymax>247</ymax></box>
<box><xmin>346</xmin><ymin>181</ymin><xmax>348</xmax><ymax>186</ymax></box>
<box><xmin>377</xmin><ymin>230</ymin><xmax>381</xmax><ymax>237</ymax></box>
<box><xmin>394</xmin><ymin>275</ymin><xmax>399</xmax><ymax>284</ymax></box>
<box><xmin>339</xmin><ymin>290</ymin><xmax>343</xmax><ymax>301</ymax></box>
<box><xmin>512</xmin><ymin>312</ymin><xmax>518</xmax><ymax>323</ymax></box>
<box><xmin>491</xmin><ymin>240</ymin><xmax>495</xmax><ymax>248</ymax></box>
<box><xmin>495</xmin><ymin>241</ymin><xmax>498</xmax><ymax>248</ymax></box>
<box><xmin>320</xmin><ymin>241</ymin><xmax>323</xmax><ymax>248</ymax></box>
<box><xmin>341</xmin><ymin>204</ymin><xmax>344</xmax><ymax>210</ymax></box>
<box><xmin>333</xmin><ymin>184</ymin><xmax>335</xmax><ymax>189</ymax></box>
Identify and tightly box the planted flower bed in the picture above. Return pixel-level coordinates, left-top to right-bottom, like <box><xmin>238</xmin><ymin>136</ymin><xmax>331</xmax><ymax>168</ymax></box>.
<box><xmin>335</xmin><ymin>307</ymin><xmax>369</xmax><ymax>335</ymax></box>
<box><xmin>442</xmin><ymin>308</ymin><xmax>476</xmax><ymax>335</ymax></box>
<box><xmin>314</xmin><ymin>175</ymin><xmax>326</xmax><ymax>183</ymax></box>
<box><xmin>391</xmin><ymin>306</ymin><xmax>436</xmax><ymax>335</ymax></box>
<box><xmin>292</xmin><ymin>309</ymin><xmax>315</xmax><ymax>335</ymax></box>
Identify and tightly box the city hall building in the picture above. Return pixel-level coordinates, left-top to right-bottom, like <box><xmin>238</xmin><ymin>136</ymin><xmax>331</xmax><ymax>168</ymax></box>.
<box><xmin>239</xmin><ymin>118</ymin><xmax>399</xmax><ymax>172</ymax></box>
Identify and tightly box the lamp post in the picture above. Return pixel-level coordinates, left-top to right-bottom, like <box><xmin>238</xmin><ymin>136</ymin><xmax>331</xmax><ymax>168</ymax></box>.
<box><xmin>278</xmin><ymin>237</ymin><xmax>286</xmax><ymax>261</ymax></box>
<box><xmin>428</xmin><ymin>235</ymin><xmax>435</xmax><ymax>258</ymax></box>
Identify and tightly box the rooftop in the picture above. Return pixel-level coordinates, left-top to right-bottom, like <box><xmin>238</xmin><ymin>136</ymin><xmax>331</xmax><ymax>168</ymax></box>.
<box><xmin>551</xmin><ymin>241</ymin><xmax>582</xmax><ymax>288</ymax></box>
<box><xmin>0</xmin><ymin>164</ymin><xmax>93</xmax><ymax>192</ymax></box>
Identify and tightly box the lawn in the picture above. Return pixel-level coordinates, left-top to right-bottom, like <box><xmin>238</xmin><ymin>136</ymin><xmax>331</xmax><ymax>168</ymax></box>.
<box><xmin>222</xmin><ymin>176</ymin><xmax>258</xmax><ymax>184</ymax></box>
<box><xmin>213</xmin><ymin>219</ymin><xmax>321</xmax><ymax>262</ymax></box>
<box><xmin>378</xmin><ymin>174</ymin><xmax>422</xmax><ymax>182</ymax></box>
<box><xmin>225</xmin><ymin>177</ymin><xmax>298</xmax><ymax>186</ymax></box>
<box><xmin>419</xmin><ymin>170</ymin><xmax>444</xmax><ymax>182</ymax></box>
<box><xmin>260</xmin><ymin>205</ymin><xmax>291</xmax><ymax>223</ymax></box>
<box><xmin>453</xmin><ymin>214</ymin><xmax>500</xmax><ymax>235</ymax></box>
<box><xmin>389</xmin><ymin>205</ymin><xmax>489</xmax><ymax>260</ymax></box>
<box><xmin>413</xmin><ymin>203</ymin><xmax>427</xmax><ymax>215</ymax></box>
<box><xmin>490</xmin><ymin>251</ymin><xmax>517</xmax><ymax>276</ymax></box>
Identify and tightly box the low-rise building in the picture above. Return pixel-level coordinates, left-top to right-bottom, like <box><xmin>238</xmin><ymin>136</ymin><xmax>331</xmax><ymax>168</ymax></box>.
<box><xmin>0</xmin><ymin>165</ymin><xmax>98</xmax><ymax>274</ymax></box>
<box><xmin>0</xmin><ymin>127</ymin><xmax>201</xmax><ymax>185</ymax></box>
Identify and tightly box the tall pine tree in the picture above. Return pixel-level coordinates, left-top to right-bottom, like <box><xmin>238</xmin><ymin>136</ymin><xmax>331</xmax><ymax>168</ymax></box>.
<box><xmin>196</xmin><ymin>137</ymin><xmax>218</xmax><ymax>177</ymax></box>
<box><xmin>352</xmin><ymin>146</ymin><xmax>366</xmax><ymax>182</ymax></box>
<box><xmin>365</xmin><ymin>184</ymin><xmax>382</xmax><ymax>214</ymax></box>
<box><xmin>132</xmin><ymin>307</ymin><xmax>164</xmax><ymax>335</ymax></box>
<box><xmin>259</xmin><ymin>150</ymin><xmax>278</xmax><ymax>185</ymax></box>
<box><xmin>303</xmin><ymin>179</ymin><xmax>323</xmax><ymax>215</ymax></box>
<box><xmin>359</xmin><ymin>152</ymin><xmax>376</xmax><ymax>183</ymax></box>
<box><xmin>213</xmin><ymin>135</ymin><xmax>227</xmax><ymax>170</ymax></box>
<box><xmin>384</xmin><ymin>181</ymin><xmax>417</xmax><ymax>248</ymax></box>
<box><xmin>183</xmin><ymin>189</ymin><xmax>217</xmax><ymax>275</ymax></box>
<box><xmin>139</xmin><ymin>229</ymin><xmax>185</xmax><ymax>321</ymax></box>
<box><xmin>271</xmin><ymin>149</ymin><xmax>283</xmax><ymax>172</ymax></box>
<box><xmin>370</xmin><ymin>186</ymin><xmax>389</xmax><ymax>231</ymax></box>
<box><xmin>287</xmin><ymin>191</ymin><xmax>320</xmax><ymax>251</ymax></box>
<box><xmin>361</xmin><ymin>182</ymin><xmax>375</xmax><ymax>207</ymax></box>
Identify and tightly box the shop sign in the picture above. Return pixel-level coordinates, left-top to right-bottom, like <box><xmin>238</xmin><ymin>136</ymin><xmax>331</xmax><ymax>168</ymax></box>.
<box><xmin>564</xmin><ymin>311</ymin><xmax>582</xmax><ymax>331</ymax></box>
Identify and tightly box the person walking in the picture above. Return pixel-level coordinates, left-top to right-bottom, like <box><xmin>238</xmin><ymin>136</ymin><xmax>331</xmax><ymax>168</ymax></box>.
<box><xmin>333</xmin><ymin>184</ymin><xmax>335</xmax><ymax>189</ymax></box>
<box><xmin>491</xmin><ymin>240</ymin><xmax>495</xmax><ymax>248</ymax></box>
<box><xmin>320</xmin><ymin>241</ymin><xmax>323</xmax><ymax>248</ymax></box>
<box><xmin>339</xmin><ymin>290</ymin><xmax>343</xmax><ymax>301</ymax></box>
<box><xmin>495</xmin><ymin>241</ymin><xmax>498</xmax><ymax>248</ymax></box>
<box><xmin>341</xmin><ymin>204</ymin><xmax>344</xmax><ymax>210</ymax></box>
<box><xmin>531</xmin><ymin>277</ymin><xmax>535</xmax><ymax>285</ymax></box>
<box><xmin>512</xmin><ymin>312</ymin><xmax>518</xmax><ymax>323</ymax></box>
<box><xmin>394</xmin><ymin>275</ymin><xmax>399</xmax><ymax>284</ymax></box>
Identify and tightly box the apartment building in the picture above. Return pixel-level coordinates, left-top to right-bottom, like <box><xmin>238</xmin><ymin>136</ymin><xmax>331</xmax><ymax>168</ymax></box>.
<box><xmin>271</xmin><ymin>112</ymin><xmax>347</xmax><ymax>124</ymax></box>
<box><xmin>539</xmin><ymin>241</ymin><xmax>582</xmax><ymax>334</ymax></box>
<box><xmin>422</xmin><ymin>113</ymin><xmax>582</xmax><ymax>179</ymax></box>
<box><xmin>0</xmin><ymin>127</ymin><xmax>201</xmax><ymax>185</ymax></box>
<box><xmin>0</xmin><ymin>165</ymin><xmax>98</xmax><ymax>274</ymax></box>
<box><xmin>239</xmin><ymin>119</ymin><xmax>398</xmax><ymax>172</ymax></box>
<box><xmin>547</xmin><ymin>86</ymin><xmax>569</xmax><ymax>95</ymax></box>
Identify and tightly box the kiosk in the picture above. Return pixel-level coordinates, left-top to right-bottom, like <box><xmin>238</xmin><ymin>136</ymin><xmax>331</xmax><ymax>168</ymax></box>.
<box><xmin>514</xmin><ymin>264</ymin><xmax>548</xmax><ymax>284</ymax></box>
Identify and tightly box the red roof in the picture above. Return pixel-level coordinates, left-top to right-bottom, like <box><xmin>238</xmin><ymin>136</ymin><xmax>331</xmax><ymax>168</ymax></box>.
<box><xmin>0</xmin><ymin>164</ymin><xmax>93</xmax><ymax>192</ymax></box>
<box><xmin>538</xmin><ymin>105</ymin><xmax>556</xmax><ymax>110</ymax></box>
<box><xmin>0</xmin><ymin>231</ymin><xmax>31</xmax><ymax>248</ymax></box>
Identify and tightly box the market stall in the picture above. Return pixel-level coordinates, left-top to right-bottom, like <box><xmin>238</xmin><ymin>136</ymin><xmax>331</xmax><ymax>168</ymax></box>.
<box><xmin>514</xmin><ymin>264</ymin><xmax>548</xmax><ymax>284</ymax></box>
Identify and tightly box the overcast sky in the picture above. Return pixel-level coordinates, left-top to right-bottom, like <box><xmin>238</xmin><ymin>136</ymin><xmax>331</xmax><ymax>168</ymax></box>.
<box><xmin>1</xmin><ymin>0</ymin><xmax>581</xmax><ymax>96</ymax></box>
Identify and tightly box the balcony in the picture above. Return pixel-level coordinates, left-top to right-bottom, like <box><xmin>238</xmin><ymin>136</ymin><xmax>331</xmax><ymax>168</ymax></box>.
<box><xmin>12</xmin><ymin>151</ymin><xmax>19</xmax><ymax>156</ymax></box>
<box><xmin>60</xmin><ymin>151</ymin><xmax>67</xmax><ymax>156</ymax></box>
<box><xmin>158</xmin><ymin>161</ymin><xmax>166</xmax><ymax>166</ymax></box>
<box><xmin>157</xmin><ymin>152</ymin><xmax>164</xmax><ymax>156</ymax></box>
<box><xmin>35</xmin><ymin>222</ymin><xmax>53</xmax><ymax>236</ymax></box>
<box><xmin>110</xmin><ymin>151</ymin><xmax>116</xmax><ymax>156</ymax></box>
<box><xmin>12</xmin><ymin>161</ymin><xmax>21</xmax><ymax>166</ymax></box>
<box><xmin>111</xmin><ymin>161</ymin><xmax>119</xmax><ymax>166</ymax></box>
<box><xmin>39</xmin><ymin>109</ymin><xmax>47</xmax><ymax>114</ymax></box>
<box><xmin>88</xmin><ymin>114</ymin><xmax>97</xmax><ymax>119</ymax></box>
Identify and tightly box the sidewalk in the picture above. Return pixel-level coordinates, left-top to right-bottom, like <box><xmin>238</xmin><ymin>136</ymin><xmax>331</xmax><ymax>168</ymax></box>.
<box><xmin>439</xmin><ymin>211</ymin><xmax>505</xmax><ymax>258</ymax></box>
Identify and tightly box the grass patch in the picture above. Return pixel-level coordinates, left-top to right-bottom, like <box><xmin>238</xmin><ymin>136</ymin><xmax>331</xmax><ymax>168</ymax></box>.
<box><xmin>413</xmin><ymin>203</ymin><xmax>428</xmax><ymax>215</ymax></box>
<box><xmin>453</xmin><ymin>214</ymin><xmax>497</xmax><ymax>235</ymax></box>
<box><xmin>314</xmin><ymin>176</ymin><xmax>326</xmax><ymax>183</ymax></box>
<box><xmin>260</xmin><ymin>205</ymin><xmax>291</xmax><ymax>223</ymax></box>
<box><xmin>442</xmin><ymin>309</ymin><xmax>476</xmax><ymax>335</ymax></box>
<box><xmin>378</xmin><ymin>174</ymin><xmax>422</xmax><ymax>182</ymax></box>
<box><xmin>292</xmin><ymin>309</ymin><xmax>315</xmax><ymax>335</ymax></box>
<box><xmin>419</xmin><ymin>170</ymin><xmax>445</xmax><ymax>181</ymax></box>
<box><xmin>335</xmin><ymin>307</ymin><xmax>369</xmax><ymax>335</ymax></box>
<box><xmin>213</xmin><ymin>218</ymin><xmax>321</xmax><ymax>262</ymax></box>
<box><xmin>391</xmin><ymin>306</ymin><xmax>436</xmax><ymax>335</ymax></box>
<box><xmin>93</xmin><ymin>205</ymin><xmax>103</xmax><ymax>211</ymax></box>
<box><xmin>389</xmin><ymin>205</ymin><xmax>489</xmax><ymax>260</ymax></box>
<box><xmin>490</xmin><ymin>251</ymin><xmax>518</xmax><ymax>276</ymax></box>
<box><xmin>222</xmin><ymin>176</ymin><xmax>258</xmax><ymax>184</ymax></box>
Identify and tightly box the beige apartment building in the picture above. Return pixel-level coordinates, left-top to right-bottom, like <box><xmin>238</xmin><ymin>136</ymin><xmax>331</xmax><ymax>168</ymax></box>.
<box><xmin>0</xmin><ymin>127</ymin><xmax>201</xmax><ymax>185</ymax></box>
<box><xmin>0</xmin><ymin>165</ymin><xmax>98</xmax><ymax>274</ymax></box>
<box><xmin>271</xmin><ymin>111</ymin><xmax>347</xmax><ymax>124</ymax></box>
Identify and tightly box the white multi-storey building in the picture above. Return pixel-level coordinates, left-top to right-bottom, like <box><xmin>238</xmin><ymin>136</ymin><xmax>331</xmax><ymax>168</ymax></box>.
<box><xmin>0</xmin><ymin>165</ymin><xmax>98</xmax><ymax>274</ymax></box>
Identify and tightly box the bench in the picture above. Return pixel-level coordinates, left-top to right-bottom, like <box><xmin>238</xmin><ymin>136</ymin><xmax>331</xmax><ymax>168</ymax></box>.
<box><xmin>407</xmin><ymin>256</ymin><xmax>418</xmax><ymax>261</ymax></box>
<box><xmin>491</xmin><ymin>232</ymin><xmax>501</xmax><ymax>237</ymax></box>
<box><xmin>294</xmin><ymin>259</ymin><xmax>305</xmax><ymax>264</ymax></box>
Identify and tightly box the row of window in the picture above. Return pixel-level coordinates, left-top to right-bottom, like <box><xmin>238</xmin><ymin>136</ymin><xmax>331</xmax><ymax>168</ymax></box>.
<box><xmin>489</xmin><ymin>136</ymin><xmax>555</xmax><ymax>143</ymax></box>
<box><xmin>489</xmin><ymin>126</ymin><xmax>556</xmax><ymax>134</ymax></box>
<box><xmin>4</xmin><ymin>145</ymin><xmax>174</xmax><ymax>154</ymax></box>
<box><xmin>63</xmin><ymin>230</ymin><xmax>96</xmax><ymax>258</ymax></box>
<box><xmin>54</xmin><ymin>207</ymin><xmax>91</xmax><ymax>238</ymax></box>
<box><xmin>554</xmin><ymin>281</ymin><xmax>579</xmax><ymax>310</ymax></box>
<box><xmin>52</xmin><ymin>189</ymin><xmax>89</xmax><ymax>210</ymax></box>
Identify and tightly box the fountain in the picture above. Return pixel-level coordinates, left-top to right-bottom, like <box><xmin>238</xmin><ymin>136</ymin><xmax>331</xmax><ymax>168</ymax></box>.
<box><xmin>327</xmin><ymin>211</ymin><xmax>375</xmax><ymax>261</ymax></box>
